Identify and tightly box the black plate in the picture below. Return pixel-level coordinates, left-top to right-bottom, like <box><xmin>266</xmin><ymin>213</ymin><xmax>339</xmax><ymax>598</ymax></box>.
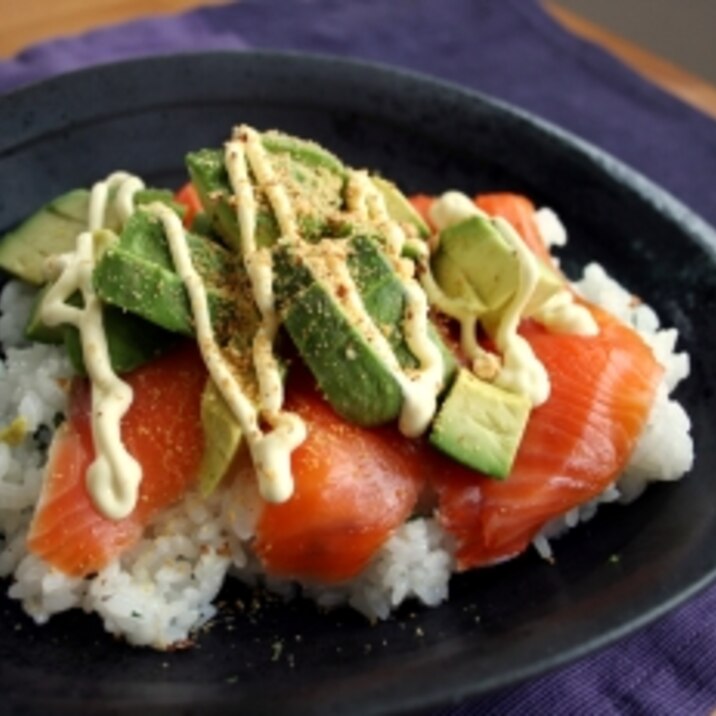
<box><xmin>1</xmin><ymin>52</ymin><xmax>715</xmax><ymax>716</ymax></box>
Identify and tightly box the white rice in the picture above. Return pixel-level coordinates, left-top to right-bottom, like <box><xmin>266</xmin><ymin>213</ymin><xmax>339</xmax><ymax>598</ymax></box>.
<box><xmin>0</xmin><ymin>244</ymin><xmax>695</xmax><ymax>648</ymax></box>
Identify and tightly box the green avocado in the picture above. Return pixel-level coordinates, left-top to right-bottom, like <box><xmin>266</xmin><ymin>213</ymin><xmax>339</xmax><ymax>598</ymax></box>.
<box><xmin>0</xmin><ymin>190</ymin><xmax>89</xmax><ymax>284</ymax></box>
<box><xmin>26</xmin><ymin>277</ymin><xmax>178</xmax><ymax>375</ymax></box>
<box><xmin>0</xmin><ymin>187</ymin><xmax>185</xmax><ymax>285</ymax></box>
<box><xmin>429</xmin><ymin>368</ymin><xmax>531</xmax><ymax>479</ymax></box>
<box><xmin>197</xmin><ymin>379</ymin><xmax>243</xmax><ymax>497</ymax></box>
<box><xmin>346</xmin><ymin>235</ymin><xmax>455</xmax><ymax>386</ymax></box>
<box><xmin>433</xmin><ymin>215</ymin><xmax>564</xmax><ymax>320</ymax></box>
<box><xmin>278</xmin><ymin>278</ymin><xmax>404</xmax><ymax>426</ymax></box>
<box><xmin>273</xmin><ymin>238</ymin><xmax>403</xmax><ymax>426</ymax></box>
<box><xmin>488</xmin><ymin>218</ymin><xmax>563</xmax><ymax>316</ymax></box>
<box><xmin>190</xmin><ymin>211</ymin><xmax>214</xmax><ymax>237</ymax></box>
<box><xmin>19</xmin><ymin>218</ymin><xmax>182</xmax><ymax>373</ymax></box>
<box><xmin>186</xmin><ymin>132</ymin><xmax>347</xmax><ymax>253</ymax></box>
<box><xmin>274</xmin><ymin>235</ymin><xmax>455</xmax><ymax>426</ymax></box>
<box><xmin>431</xmin><ymin>215</ymin><xmax>518</xmax><ymax>314</ymax></box>
<box><xmin>371</xmin><ymin>176</ymin><xmax>429</xmax><ymax>240</ymax></box>
<box><xmin>261</xmin><ymin>131</ymin><xmax>346</xmax><ymax>176</ymax></box>
<box><xmin>93</xmin><ymin>211</ymin><xmax>243</xmax><ymax>341</ymax></box>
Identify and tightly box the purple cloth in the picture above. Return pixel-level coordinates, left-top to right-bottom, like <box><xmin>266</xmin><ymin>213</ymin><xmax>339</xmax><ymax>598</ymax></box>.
<box><xmin>1</xmin><ymin>1</ymin><xmax>715</xmax><ymax>713</ymax></box>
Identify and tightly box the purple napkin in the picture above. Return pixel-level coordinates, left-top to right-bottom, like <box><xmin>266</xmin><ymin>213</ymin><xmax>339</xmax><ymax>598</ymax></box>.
<box><xmin>2</xmin><ymin>1</ymin><xmax>715</xmax><ymax>713</ymax></box>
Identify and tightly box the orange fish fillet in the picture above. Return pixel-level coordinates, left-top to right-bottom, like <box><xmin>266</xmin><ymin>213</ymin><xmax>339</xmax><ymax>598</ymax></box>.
<box><xmin>433</xmin><ymin>306</ymin><xmax>663</xmax><ymax>569</ymax></box>
<box><xmin>253</xmin><ymin>376</ymin><xmax>424</xmax><ymax>583</ymax></box>
<box><xmin>27</xmin><ymin>343</ymin><xmax>207</xmax><ymax>577</ymax></box>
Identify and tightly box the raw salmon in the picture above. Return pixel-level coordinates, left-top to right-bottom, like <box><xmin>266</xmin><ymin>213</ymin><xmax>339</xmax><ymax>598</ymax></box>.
<box><xmin>432</xmin><ymin>306</ymin><xmax>663</xmax><ymax>569</ymax></box>
<box><xmin>174</xmin><ymin>182</ymin><xmax>203</xmax><ymax>228</ymax></box>
<box><xmin>253</xmin><ymin>375</ymin><xmax>424</xmax><ymax>583</ymax></box>
<box><xmin>27</xmin><ymin>342</ymin><xmax>207</xmax><ymax>576</ymax></box>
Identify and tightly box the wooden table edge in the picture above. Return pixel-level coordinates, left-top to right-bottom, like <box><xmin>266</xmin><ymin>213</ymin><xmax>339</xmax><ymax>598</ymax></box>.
<box><xmin>544</xmin><ymin>1</ymin><xmax>716</xmax><ymax>120</ymax></box>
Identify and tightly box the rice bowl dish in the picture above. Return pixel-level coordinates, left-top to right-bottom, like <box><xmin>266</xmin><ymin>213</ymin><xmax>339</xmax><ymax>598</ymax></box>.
<box><xmin>0</xmin><ymin>124</ymin><xmax>693</xmax><ymax>651</ymax></box>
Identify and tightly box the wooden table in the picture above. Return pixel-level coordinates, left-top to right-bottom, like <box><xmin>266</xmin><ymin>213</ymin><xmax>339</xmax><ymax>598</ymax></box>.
<box><xmin>1</xmin><ymin>0</ymin><xmax>715</xmax><ymax>120</ymax></box>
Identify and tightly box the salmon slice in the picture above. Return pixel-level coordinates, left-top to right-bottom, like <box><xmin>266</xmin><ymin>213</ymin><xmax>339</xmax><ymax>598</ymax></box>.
<box><xmin>27</xmin><ymin>343</ymin><xmax>207</xmax><ymax>577</ymax></box>
<box><xmin>433</xmin><ymin>306</ymin><xmax>663</xmax><ymax>569</ymax></box>
<box><xmin>253</xmin><ymin>376</ymin><xmax>424</xmax><ymax>583</ymax></box>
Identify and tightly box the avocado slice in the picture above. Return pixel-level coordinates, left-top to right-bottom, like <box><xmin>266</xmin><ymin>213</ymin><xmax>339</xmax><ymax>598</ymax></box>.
<box><xmin>433</xmin><ymin>215</ymin><xmax>565</xmax><ymax>321</ymax></box>
<box><xmin>432</xmin><ymin>216</ymin><xmax>518</xmax><ymax>314</ymax></box>
<box><xmin>187</xmin><ymin>131</ymin><xmax>430</xmax><ymax>267</ymax></box>
<box><xmin>346</xmin><ymin>235</ymin><xmax>455</xmax><ymax>386</ymax></box>
<box><xmin>371</xmin><ymin>176</ymin><xmax>430</xmax><ymax>240</ymax></box>
<box><xmin>197</xmin><ymin>379</ymin><xmax>243</xmax><ymax>497</ymax></box>
<box><xmin>430</xmin><ymin>368</ymin><xmax>531</xmax><ymax>479</ymax></box>
<box><xmin>0</xmin><ymin>190</ymin><xmax>89</xmax><ymax>284</ymax></box>
<box><xmin>280</xmin><ymin>278</ymin><xmax>405</xmax><ymax>426</ymax></box>
<box><xmin>190</xmin><ymin>211</ymin><xmax>214</xmax><ymax>238</ymax></box>
<box><xmin>274</xmin><ymin>236</ymin><xmax>455</xmax><ymax>426</ymax></box>
<box><xmin>0</xmin><ymin>187</ymin><xmax>185</xmax><ymax>285</ymax></box>
<box><xmin>487</xmin><ymin>218</ymin><xmax>564</xmax><ymax>317</ymax></box>
<box><xmin>24</xmin><ymin>285</ymin><xmax>65</xmax><ymax>344</ymax></box>
<box><xmin>274</xmin><ymin>240</ymin><xmax>403</xmax><ymax>426</ymax></box>
<box><xmin>186</xmin><ymin>132</ymin><xmax>347</xmax><ymax>253</ymax></box>
<box><xmin>93</xmin><ymin>212</ymin><xmax>242</xmax><ymax>341</ymax></box>
<box><xmin>133</xmin><ymin>189</ymin><xmax>187</xmax><ymax>220</ymax></box>
<box><xmin>63</xmin><ymin>306</ymin><xmax>180</xmax><ymax>376</ymax></box>
<box><xmin>526</xmin><ymin>262</ymin><xmax>564</xmax><ymax>316</ymax></box>
<box><xmin>29</xmin><ymin>262</ymin><xmax>179</xmax><ymax>374</ymax></box>
<box><xmin>186</xmin><ymin>148</ymin><xmax>258</xmax><ymax>251</ymax></box>
<box><xmin>261</xmin><ymin>131</ymin><xmax>346</xmax><ymax>176</ymax></box>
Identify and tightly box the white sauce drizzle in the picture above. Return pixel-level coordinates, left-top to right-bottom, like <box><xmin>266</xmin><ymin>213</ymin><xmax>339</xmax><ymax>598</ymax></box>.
<box><xmin>40</xmin><ymin>172</ymin><xmax>145</xmax><ymax>520</ymax></box>
<box><xmin>531</xmin><ymin>206</ymin><xmax>598</xmax><ymax>336</ymax></box>
<box><xmin>211</xmin><ymin>126</ymin><xmax>308</xmax><ymax>503</ymax></box>
<box><xmin>490</xmin><ymin>218</ymin><xmax>550</xmax><ymax>406</ymax></box>
<box><xmin>224</xmin><ymin>133</ymin><xmax>283</xmax><ymax>412</ymax></box>
<box><xmin>531</xmin><ymin>290</ymin><xmax>598</xmax><ymax>336</ymax></box>
<box><xmin>345</xmin><ymin>171</ymin><xmax>444</xmax><ymax>436</ymax></box>
<box><xmin>148</xmin><ymin>202</ymin><xmax>305</xmax><ymax>505</ymax></box>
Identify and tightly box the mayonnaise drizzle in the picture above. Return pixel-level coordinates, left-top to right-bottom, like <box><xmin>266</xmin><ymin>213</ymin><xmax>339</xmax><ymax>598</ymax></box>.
<box><xmin>531</xmin><ymin>290</ymin><xmax>598</xmax><ymax>336</ymax></box>
<box><xmin>148</xmin><ymin>202</ymin><xmax>305</xmax><ymax>505</ymax></box>
<box><xmin>345</xmin><ymin>171</ymin><xmax>444</xmax><ymax>436</ymax></box>
<box><xmin>222</xmin><ymin>126</ymin><xmax>312</xmax><ymax>502</ymax></box>
<box><xmin>490</xmin><ymin>218</ymin><xmax>550</xmax><ymax>405</ymax></box>
<box><xmin>412</xmin><ymin>192</ymin><xmax>494</xmax><ymax>364</ymax></box>
<box><xmin>40</xmin><ymin>172</ymin><xmax>145</xmax><ymax>520</ymax></box>
<box><xmin>224</xmin><ymin>132</ymin><xmax>284</xmax><ymax>412</ymax></box>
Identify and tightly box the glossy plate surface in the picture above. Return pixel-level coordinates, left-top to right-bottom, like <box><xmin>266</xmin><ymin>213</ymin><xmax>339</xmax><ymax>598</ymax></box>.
<box><xmin>0</xmin><ymin>52</ymin><xmax>715</xmax><ymax>716</ymax></box>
